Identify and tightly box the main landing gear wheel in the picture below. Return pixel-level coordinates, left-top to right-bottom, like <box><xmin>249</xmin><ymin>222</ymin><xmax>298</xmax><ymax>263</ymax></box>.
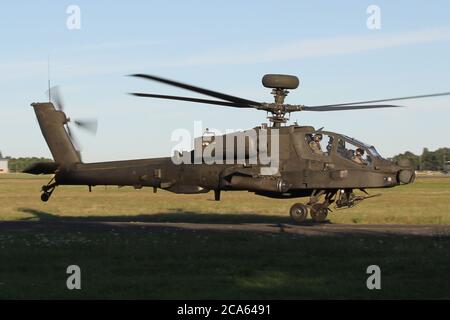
<box><xmin>310</xmin><ymin>204</ymin><xmax>328</xmax><ymax>223</ymax></box>
<box><xmin>289</xmin><ymin>203</ymin><xmax>308</xmax><ymax>223</ymax></box>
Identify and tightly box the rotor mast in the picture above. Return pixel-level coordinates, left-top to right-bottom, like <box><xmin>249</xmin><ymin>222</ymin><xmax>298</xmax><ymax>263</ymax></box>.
<box><xmin>266</xmin><ymin>88</ymin><xmax>289</xmax><ymax>127</ymax></box>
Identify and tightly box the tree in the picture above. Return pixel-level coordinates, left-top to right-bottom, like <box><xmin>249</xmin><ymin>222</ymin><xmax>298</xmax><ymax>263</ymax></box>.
<box><xmin>392</xmin><ymin>151</ymin><xmax>420</xmax><ymax>170</ymax></box>
<box><xmin>8</xmin><ymin>157</ymin><xmax>52</xmax><ymax>173</ymax></box>
<box><xmin>393</xmin><ymin>147</ymin><xmax>450</xmax><ymax>171</ymax></box>
<box><xmin>433</xmin><ymin>148</ymin><xmax>450</xmax><ymax>170</ymax></box>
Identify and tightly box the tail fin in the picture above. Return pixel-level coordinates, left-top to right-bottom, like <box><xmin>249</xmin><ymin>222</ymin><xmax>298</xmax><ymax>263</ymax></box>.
<box><xmin>31</xmin><ymin>102</ymin><xmax>81</xmax><ymax>166</ymax></box>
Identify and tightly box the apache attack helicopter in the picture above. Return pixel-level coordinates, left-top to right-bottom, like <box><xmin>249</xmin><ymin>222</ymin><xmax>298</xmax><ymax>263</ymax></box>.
<box><xmin>25</xmin><ymin>74</ymin><xmax>450</xmax><ymax>223</ymax></box>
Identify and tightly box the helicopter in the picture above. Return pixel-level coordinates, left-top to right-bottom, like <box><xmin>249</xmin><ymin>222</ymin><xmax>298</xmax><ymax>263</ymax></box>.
<box><xmin>24</xmin><ymin>74</ymin><xmax>450</xmax><ymax>223</ymax></box>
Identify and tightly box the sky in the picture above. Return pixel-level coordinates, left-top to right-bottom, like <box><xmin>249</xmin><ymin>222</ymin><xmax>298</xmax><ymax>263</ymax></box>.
<box><xmin>0</xmin><ymin>0</ymin><xmax>449</xmax><ymax>162</ymax></box>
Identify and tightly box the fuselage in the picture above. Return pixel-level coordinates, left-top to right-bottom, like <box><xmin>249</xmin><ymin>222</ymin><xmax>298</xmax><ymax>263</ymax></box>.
<box><xmin>53</xmin><ymin>125</ymin><xmax>415</xmax><ymax>198</ymax></box>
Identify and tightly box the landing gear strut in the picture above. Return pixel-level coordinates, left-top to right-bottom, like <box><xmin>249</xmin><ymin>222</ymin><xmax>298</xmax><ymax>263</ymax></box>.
<box><xmin>307</xmin><ymin>190</ymin><xmax>336</xmax><ymax>223</ymax></box>
<box><xmin>41</xmin><ymin>177</ymin><xmax>58</xmax><ymax>202</ymax></box>
<box><xmin>288</xmin><ymin>189</ymin><xmax>380</xmax><ymax>223</ymax></box>
<box><xmin>310</xmin><ymin>203</ymin><xmax>329</xmax><ymax>222</ymax></box>
<box><xmin>289</xmin><ymin>190</ymin><xmax>337</xmax><ymax>223</ymax></box>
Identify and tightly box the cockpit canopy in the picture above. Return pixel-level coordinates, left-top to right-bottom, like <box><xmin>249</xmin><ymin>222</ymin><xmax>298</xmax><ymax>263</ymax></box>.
<box><xmin>302</xmin><ymin>130</ymin><xmax>383</xmax><ymax>166</ymax></box>
<box><xmin>339</xmin><ymin>135</ymin><xmax>382</xmax><ymax>158</ymax></box>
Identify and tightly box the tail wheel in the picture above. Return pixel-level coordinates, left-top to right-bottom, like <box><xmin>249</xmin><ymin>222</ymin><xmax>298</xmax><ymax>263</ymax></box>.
<box><xmin>41</xmin><ymin>192</ymin><xmax>50</xmax><ymax>202</ymax></box>
<box><xmin>289</xmin><ymin>203</ymin><xmax>308</xmax><ymax>223</ymax></box>
<box><xmin>310</xmin><ymin>204</ymin><xmax>328</xmax><ymax>223</ymax></box>
<box><xmin>40</xmin><ymin>178</ymin><xmax>57</xmax><ymax>202</ymax></box>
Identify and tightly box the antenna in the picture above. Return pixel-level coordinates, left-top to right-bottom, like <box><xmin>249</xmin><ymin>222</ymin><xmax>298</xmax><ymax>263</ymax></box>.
<box><xmin>47</xmin><ymin>55</ymin><xmax>51</xmax><ymax>102</ymax></box>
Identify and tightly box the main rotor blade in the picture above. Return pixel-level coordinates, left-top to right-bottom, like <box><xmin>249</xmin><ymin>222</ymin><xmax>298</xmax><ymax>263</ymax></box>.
<box><xmin>73</xmin><ymin>118</ymin><xmax>98</xmax><ymax>135</ymax></box>
<box><xmin>130</xmin><ymin>93</ymin><xmax>255</xmax><ymax>108</ymax></box>
<box><xmin>302</xmin><ymin>104</ymin><xmax>404</xmax><ymax>112</ymax></box>
<box><xmin>130</xmin><ymin>74</ymin><xmax>262</xmax><ymax>107</ymax></box>
<box><xmin>308</xmin><ymin>92</ymin><xmax>450</xmax><ymax>108</ymax></box>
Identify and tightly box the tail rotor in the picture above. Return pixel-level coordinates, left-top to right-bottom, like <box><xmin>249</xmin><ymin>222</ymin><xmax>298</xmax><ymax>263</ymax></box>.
<box><xmin>48</xmin><ymin>86</ymin><xmax>98</xmax><ymax>153</ymax></box>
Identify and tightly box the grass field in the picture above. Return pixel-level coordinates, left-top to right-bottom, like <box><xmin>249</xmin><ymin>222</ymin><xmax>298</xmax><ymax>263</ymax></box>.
<box><xmin>1</xmin><ymin>173</ymin><xmax>449</xmax><ymax>224</ymax></box>
<box><xmin>0</xmin><ymin>174</ymin><xmax>449</xmax><ymax>299</ymax></box>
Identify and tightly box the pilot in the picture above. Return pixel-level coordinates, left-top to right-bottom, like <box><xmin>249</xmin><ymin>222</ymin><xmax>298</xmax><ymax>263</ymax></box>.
<box><xmin>309</xmin><ymin>134</ymin><xmax>323</xmax><ymax>154</ymax></box>
<box><xmin>352</xmin><ymin>148</ymin><xmax>366</xmax><ymax>165</ymax></box>
<box><xmin>326</xmin><ymin>136</ymin><xmax>334</xmax><ymax>154</ymax></box>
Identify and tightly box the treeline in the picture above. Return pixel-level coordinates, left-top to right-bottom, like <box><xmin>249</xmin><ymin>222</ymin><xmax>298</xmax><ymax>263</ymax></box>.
<box><xmin>7</xmin><ymin>157</ymin><xmax>52</xmax><ymax>173</ymax></box>
<box><xmin>392</xmin><ymin>148</ymin><xmax>450</xmax><ymax>171</ymax></box>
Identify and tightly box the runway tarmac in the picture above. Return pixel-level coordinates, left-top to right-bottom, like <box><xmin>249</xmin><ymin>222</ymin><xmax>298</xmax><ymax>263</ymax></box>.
<box><xmin>0</xmin><ymin>220</ymin><xmax>449</xmax><ymax>237</ymax></box>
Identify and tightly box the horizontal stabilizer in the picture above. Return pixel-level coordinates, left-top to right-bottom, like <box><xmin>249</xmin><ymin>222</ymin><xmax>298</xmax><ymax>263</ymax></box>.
<box><xmin>23</xmin><ymin>162</ymin><xmax>59</xmax><ymax>175</ymax></box>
